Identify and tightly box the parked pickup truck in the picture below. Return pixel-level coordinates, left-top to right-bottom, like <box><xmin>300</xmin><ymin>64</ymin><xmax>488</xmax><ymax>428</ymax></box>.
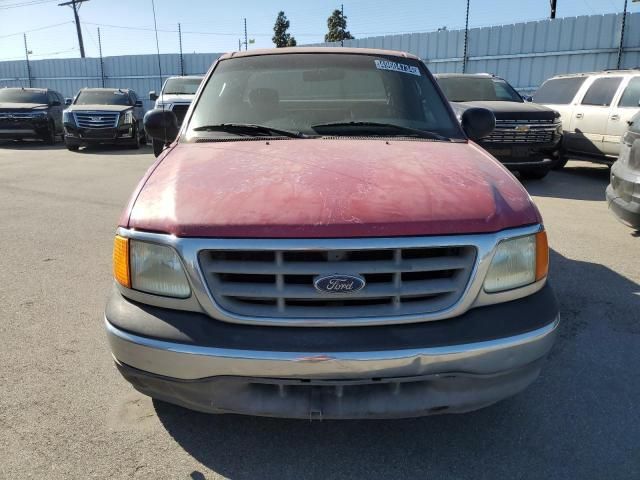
<box><xmin>0</xmin><ymin>87</ymin><xmax>64</xmax><ymax>143</ymax></box>
<box><xmin>149</xmin><ymin>75</ymin><xmax>203</xmax><ymax>156</ymax></box>
<box><xmin>63</xmin><ymin>88</ymin><xmax>146</xmax><ymax>151</ymax></box>
<box><xmin>435</xmin><ymin>73</ymin><xmax>562</xmax><ymax>179</ymax></box>
<box><xmin>107</xmin><ymin>48</ymin><xmax>559</xmax><ymax>419</ymax></box>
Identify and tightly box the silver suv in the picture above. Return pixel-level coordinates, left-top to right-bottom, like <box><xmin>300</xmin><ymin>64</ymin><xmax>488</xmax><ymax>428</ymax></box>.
<box><xmin>149</xmin><ymin>75</ymin><xmax>203</xmax><ymax>156</ymax></box>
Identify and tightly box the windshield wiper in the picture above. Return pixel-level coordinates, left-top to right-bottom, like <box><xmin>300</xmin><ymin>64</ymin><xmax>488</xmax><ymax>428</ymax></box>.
<box><xmin>193</xmin><ymin>123</ymin><xmax>307</xmax><ymax>138</ymax></box>
<box><xmin>310</xmin><ymin>121</ymin><xmax>449</xmax><ymax>141</ymax></box>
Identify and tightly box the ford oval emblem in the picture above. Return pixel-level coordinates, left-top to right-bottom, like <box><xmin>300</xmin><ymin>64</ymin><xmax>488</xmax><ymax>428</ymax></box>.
<box><xmin>314</xmin><ymin>274</ymin><xmax>366</xmax><ymax>294</ymax></box>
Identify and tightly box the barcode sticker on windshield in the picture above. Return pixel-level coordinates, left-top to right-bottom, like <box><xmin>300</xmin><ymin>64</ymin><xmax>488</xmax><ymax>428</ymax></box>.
<box><xmin>374</xmin><ymin>59</ymin><xmax>421</xmax><ymax>76</ymax></box>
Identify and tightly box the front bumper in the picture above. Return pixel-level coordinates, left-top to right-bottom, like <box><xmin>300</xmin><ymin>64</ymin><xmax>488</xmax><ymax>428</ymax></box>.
<box><xmin>64</xmin><ymin>124</ymin><xmax>135</xmax><ymax>144</ymax></box>
<box><xmin>106</xmin><ymin>285</ymin><xmax>559</xmax><ymax>418</ymax></box>
<box><xmin>480</xmin><ymin>139</ymin><xmax>561</xmax><ymax>170</ymax></box>
<box><xmin>0</xmin><ymin>117</ymin><xmax>49</xmax><ymax>139</ymax></box>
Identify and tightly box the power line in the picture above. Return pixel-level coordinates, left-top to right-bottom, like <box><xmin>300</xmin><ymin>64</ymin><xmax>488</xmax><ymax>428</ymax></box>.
<box><xmin>0</xmin><ymin>21</ymin><xmax>72</xmax><ymax>39</ymax></box>
<box><xmin>0</xmin><ymin>0</ymin><xmax>58</xmax><ymax>10</ymax></box>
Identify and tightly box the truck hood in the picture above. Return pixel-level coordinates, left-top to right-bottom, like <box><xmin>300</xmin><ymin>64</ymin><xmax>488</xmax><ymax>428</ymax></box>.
<box><xmin>451</xmin><ymin>101</ymin><xmax>558</xmax><ymax>121</ymax></box>
<box><xmin>124</xmin><ymin>139</ymin><xmax>540</xmax><ymax>238</ymax></box>
<box><xmin>66</xmin><ymin>104</ymin><xmax>131</xmax><ymax>112</ymax></box>
<box><xmin>0</xmin><ymin>103</ymin><xmax>48</xmax><ymax>111</ymax></box>
<box><xmin>156</xmin><ymin>94</ymin><xmax>195</xmax><ymax>105</ymax></box>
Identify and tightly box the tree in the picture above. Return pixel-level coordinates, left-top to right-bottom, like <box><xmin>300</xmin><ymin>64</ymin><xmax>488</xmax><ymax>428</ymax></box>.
<box><xmin>324</xmin><ymin>9</ymin><xmax>354</xmax><ymax>43</ymax></box>
<box><xmin>272</xmin><ymin>11</ymin><xmax>297</xmax><ymax>48</ymax></box>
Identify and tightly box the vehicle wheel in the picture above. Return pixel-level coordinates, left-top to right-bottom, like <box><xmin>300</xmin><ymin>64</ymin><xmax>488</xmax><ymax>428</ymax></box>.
<box><xmin>130</xmin><ymin>127</ymin><xmax>141</xmax><ymax>149</ymax></box>
<box><xmin>44</xmin><ymin>121</ymin><xmax>57</xmax><ymax>145</ymax></box>
<box><xmin>152</xmin><ymin>138</ymin><xmax>165</xmax><ymax>157</ymax></box>
<box><xmin>521</xmin><ymin>168</ymin><xmax>550</xmax><ymax>180</ymax></box>
<box><xmin>66</xmin><ymin>144</ymin><xmax>80</xmax><ymax>151</ymax></box>
<box><xmin>551</xmin><ymin>153</ymin><xmax>569</xmax><ymax>170</ymax></box>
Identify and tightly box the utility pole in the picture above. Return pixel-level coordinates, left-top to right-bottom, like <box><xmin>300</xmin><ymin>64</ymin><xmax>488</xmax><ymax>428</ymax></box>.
<box><xmin>23</xmin><ymin>34</ymin><xmax>32</xmax><ymax>87</ymax></box>
<box><xmin>178</xmin><ymin>23</ymin><xmax>184</xmax><ymax>76</ymax></box>
<box><xmin>462</xmin><ymin>0</ymin><xmax>470</xmax><ymax>73</ymax></box>
<box><xmin>550</xmin><ymin>0</ymin><xmax>557</xmax><ymax>19</ymax></box>
<box><xmin>244</xmin><ymin>18</ymin><xmax>248</xmax><ymax>51</ymax></box>
<box><xmin>97</xmin><ymin>27</ymin><xmax>104</xmax><ymax>87</ymax></box>
<box><xmin>617</xmin><ymin>0</ymin><xmax>632</xmax><ymax>69</ymax></box>
<box><xmin>341</xmin><ymin>4</ymin><xmax>344</xmax><ymax>47</ymax></box>
<box><xmin>238</xmin><ymin>38</ymin><xmax>242</xmax><ymax>51</ymax></box>
<box><xmin>58</xmin><ymin>0</ymin><xmax>89</xmax><ymax>58</ymax></box>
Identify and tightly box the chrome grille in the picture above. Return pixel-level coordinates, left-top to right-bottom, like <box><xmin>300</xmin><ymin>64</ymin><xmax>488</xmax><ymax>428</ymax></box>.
<box><xmin>199</xmin><ymin>246</ymin><xmax>476</xmax><ymax>319</ymax></box>
<box><xmin>73</xmin><ymin>111</ymin><xmax>119</xmax><ymax>129</ymax></box>
<box><xmin>485</xmin><ymin>119</ymin><xmax>557</xmax><ymax>144</ymax></box>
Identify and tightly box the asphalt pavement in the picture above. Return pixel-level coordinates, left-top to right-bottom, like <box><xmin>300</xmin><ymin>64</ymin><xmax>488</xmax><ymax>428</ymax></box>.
<box><xmin>1</xmin><ymin>142</ymin><xmax>638</xmax><ymax>479</ymax></box>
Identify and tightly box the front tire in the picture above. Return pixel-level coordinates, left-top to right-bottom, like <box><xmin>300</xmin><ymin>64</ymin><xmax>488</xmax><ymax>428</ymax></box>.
<box><xmin>520</xmin><ymin>168</ymin><xmax>550</xmax><ymax>180</ymax></box>
<box><xmin>44</xmin><ymin>121</ymin><xmax>57</xmax><ymax>145</ymax></box>
<box><xmin>551</xmin><ymin>152</ymin><xmax>569</xmax><ymax>170</ymax></box>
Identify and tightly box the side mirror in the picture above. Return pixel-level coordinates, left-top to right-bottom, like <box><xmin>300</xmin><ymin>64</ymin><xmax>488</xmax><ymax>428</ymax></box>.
<box><xmin>135</xmin><ymin>100</ymin><xmax>144</xmax><ymax>108</ymax></box>
<box><xmin>144</xmin><ymin>108</ymin><xmax>179</xmax><ymax>144</ymax></box>
<box><xmin>149</xmin><ymin>91</ymin><xmax>158</xmax><ymax>101</ymax></box>
<box><xmin>461</xmin><ymin>108</ymin><xmax>495</xmax><ymax>141</ymax></box>
<box><xmin>65</xmin><ymin>98</ymin><xmax>73</xmax><ymax>106</ymax></box>
<box><xmin>522</xmin><ymin>95</ymin><xmax>533</xmax><ymax>102</ymax></box>
<box><xmin>50</xmin><ymin>100</ymin><xmax>61</xmax><ymax>107</ymax></box>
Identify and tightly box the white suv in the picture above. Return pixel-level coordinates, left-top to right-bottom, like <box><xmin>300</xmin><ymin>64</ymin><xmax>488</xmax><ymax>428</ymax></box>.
<box><xmin>533</xmin><ymin>70</ymin><xmax>640</xmax><ymax>168</ymax></box>
<box><xmin>149</xmin><ymin>75</ymin><xmax>203</xmax><ymax>156</ymax></box>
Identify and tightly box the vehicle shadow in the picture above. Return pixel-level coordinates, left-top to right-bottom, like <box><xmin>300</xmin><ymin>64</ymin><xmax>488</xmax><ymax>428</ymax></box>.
<box><xmin>0</xmin><ymin>139</ymin><xmax>66</xmax><ymax>150</ymax></box>
<box><xmin>522</xmin><ymin>161</ymin><xmax>610</xmax><ymax>201</ymax></box>
<box><xmin>152</xmin><ymin>249</ymin><xmax>640</xmax><ymax>479</ymax></box>
<box><xmin>70</xmin><ymin>144</ymin><xmax>153</xmax><ymax>156</ymax></box>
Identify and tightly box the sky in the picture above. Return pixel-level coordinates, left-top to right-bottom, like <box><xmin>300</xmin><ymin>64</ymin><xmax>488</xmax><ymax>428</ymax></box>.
<box><xmin>0</xmin><ymin>0</ymin><xmax>638</xmax><ymax>62</ymax></box>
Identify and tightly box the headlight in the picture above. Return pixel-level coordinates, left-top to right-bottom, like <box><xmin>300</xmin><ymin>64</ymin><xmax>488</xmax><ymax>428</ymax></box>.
<box><xmin>112</xmin><ymin>236</ymin><xmax>191</xmax><ymax>298</ymax></box>
<box><xmin>484</xmin><ymin>231</ymin><xmax>548</xmax><ymax>293</ymax></box>
<box><xmin>121</xmin><ymin>110</ymin><xmax>134</xmax><ymax>124</ymax></box>
<box><xmin>62</xmin><ymin>110</ymin><xmax>74</xmax><ymax>124</ymax></box>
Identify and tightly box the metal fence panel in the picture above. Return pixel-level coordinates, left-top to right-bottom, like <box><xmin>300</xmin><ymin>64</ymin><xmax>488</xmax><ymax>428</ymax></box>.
<box><xmin>1</xmin><ymin>13</ymin><xmax>638</xmax><ymax>100</ymax></box>
<box><xmin>309</xmin><ymin>12</ymin><xmax>640</xmax><ymax>92</ymax></box>
<box><xmin>0</xmin><ymin>52</ymin><xmax>221</xmax><ymax>110</ymax></box>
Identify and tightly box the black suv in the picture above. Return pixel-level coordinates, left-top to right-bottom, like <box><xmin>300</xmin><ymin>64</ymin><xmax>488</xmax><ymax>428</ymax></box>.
<box><xmin>435</xmin><ymin>73</ymin><xmax>562</xmax><ymax>179</ymax></box>
<box><xmin>63</xmin><ymin>88</ymin><xmax>146</xmax><ymax>151</ymax></box>
<box><xmin>0</xmin><ymin>87</ymin><xmax>64</xmax><ymax>144</ymax></box>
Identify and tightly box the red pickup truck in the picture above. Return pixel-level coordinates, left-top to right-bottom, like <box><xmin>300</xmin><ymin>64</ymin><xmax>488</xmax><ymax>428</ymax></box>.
<box><xmin>106</xmin><ymin>48</ymin><xmax>559</xmax><ymax>419</ymax></box>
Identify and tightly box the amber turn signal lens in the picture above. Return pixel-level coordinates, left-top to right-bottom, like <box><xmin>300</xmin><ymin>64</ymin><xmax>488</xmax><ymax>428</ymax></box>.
<box><xmin>535</xmin><ymin>230</ymin><xmax>549</xmax><ymax>281</ymax></box>
<box><xmin>113</xmin><ymin>235</ymin><xmax>131</xmax><ymax>288</ymax></box>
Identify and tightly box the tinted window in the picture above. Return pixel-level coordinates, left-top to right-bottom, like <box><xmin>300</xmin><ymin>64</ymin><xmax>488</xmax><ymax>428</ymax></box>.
<box><xmin>619</xmin><ymin>77</ymin><xmax>640</xmax><ymax>108</ymax></box>
<box><xmin>163</xmin><ymin>77</ymin><xmax>203</xmax><ymax>95</ymax></box>
<box><xmin>533</xmin><ymin>77</ymin><xmax>586</xmax><ymax>104</ymax></box>
<box><xmin>74</xmin><ymin>90</ymin><xmax>131</xmax><ymax>106</ymax></box>
<box><xmin>581</xmin><ymin>77</ymin><xmax>622</xmax><ymax>106</ymax></box>
<box><xmin>493</xmin><ymin>79</ymin><xmax>522</xmax><ymax>102</ymax></box>
<box><xmin>188</xmin><ymin>54</ymin><xmax>462</xmax><ymax>139</ymax></box>
<box><xmin>0</xmin><ymin>88</ymin><xmax>48</xmax><ymax>104</ymax></box>
<box><xmin>437</xmin><ymin>77</ymin><xmax>494</xmax><ymax>101</ymax></box>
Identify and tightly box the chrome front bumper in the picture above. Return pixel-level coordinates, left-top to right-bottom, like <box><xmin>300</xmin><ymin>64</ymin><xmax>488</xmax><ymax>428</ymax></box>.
<box><xmin>106</xmin><ymin>315</ymin><xmax>559</xmax><ymax>381</ymax></box>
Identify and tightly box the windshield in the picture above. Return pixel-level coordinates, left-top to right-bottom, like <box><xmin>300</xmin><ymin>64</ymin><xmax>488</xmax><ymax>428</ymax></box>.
<box><xmin>74</xmin><ymin>90</ymin><xmax>131</xmax><ymax>106</ymax></box>
<box><xmin>186</xmin><ymin>53</ymin><xmax>462</xmax><ymax>140</ymax></box>
<box><xmin>0</xmin><ymin>89</ymin><xmax>48</xmax><ymax>104</ymax></box>
<box><xmin>162</xmin><ymin>77</ymin><xmax>202</xmax><ymax>95</ymax></box>
<box><xmin>436</xmin><ymin>76</ymin><xmax>523</xmax><ymax>102</ymax></box>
